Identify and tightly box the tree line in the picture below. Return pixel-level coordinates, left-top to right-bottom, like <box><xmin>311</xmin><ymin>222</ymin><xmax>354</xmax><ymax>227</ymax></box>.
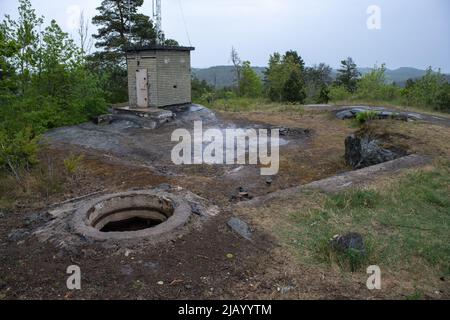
<box><xmin>0</xmin><ymin>0</ymin><xmax>170</xmax><ymax>176</ymax></box>
<box><xmin>193</xmin><ymin>49</ymin><xmax>450</xmax><ymax>112</ymax></box>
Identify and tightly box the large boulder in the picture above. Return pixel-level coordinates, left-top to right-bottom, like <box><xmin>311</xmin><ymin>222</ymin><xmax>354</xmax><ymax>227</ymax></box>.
<box><xmin>345</xmin><ymin>134</ymin><xmax>405</xmax><ymax>169</ymax></box>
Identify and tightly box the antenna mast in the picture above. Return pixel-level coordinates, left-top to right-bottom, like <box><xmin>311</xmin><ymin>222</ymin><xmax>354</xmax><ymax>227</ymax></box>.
<box><xmin>153</xmin><ymin>0</ymin><xmax>163</xmax><ymax>43</ymax></box>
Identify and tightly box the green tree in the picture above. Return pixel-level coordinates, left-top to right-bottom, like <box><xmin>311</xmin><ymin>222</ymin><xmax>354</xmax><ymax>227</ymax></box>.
<box><xmin>304</xmin><ymin>63</ymin><xmax>333</xmax><ymax>103</ymax></box>
<box><xmin>265</xmin><ymin>51</ymin><xmax>306</xmax><ymax>102</ymax></box>
<box><xmin>402</xmin><ymin>68</ymin><xmax>450</xmax><ymax>112</ymax></box>
<box><xmin>356</xmin><ymin>64</ymin><xmax>399</xmax><ymax>101</ymax></box>
<box><xmin>0</xmin><ymin>1</ymin><xmax>107</xmax><ymax>174</ymax></box>
<box><xmin>336</xmin><ymin>57</ymin><xmax>360</xmax><ymax>93</ymax></box>
<box><xmin>92</xmin><ymin>0</ymin><xmax>156</xmax><ymax>55</ymax></box>
<box><xmin>265</xmin><ymin>52</ymin><xmax>284</xmax><ymax>101</ymax></box>
<box><xmin>239</xmin><ymin>61</ymin><xmax>263</xmax><ymax>98</ymax></box>
<box><xmin>191</xmin><ymin>76</ymin><xmax>213</xmax><ymax>101</ymax></box>
<box><xmin>3</xmin><ymin>0</ymin><xmax>43</xmax><ymax>95</ymax></box>
<box><xmin>283</xmin><ymin>68</ymin><xmax>306</xmax><ymax>103</ymax></box>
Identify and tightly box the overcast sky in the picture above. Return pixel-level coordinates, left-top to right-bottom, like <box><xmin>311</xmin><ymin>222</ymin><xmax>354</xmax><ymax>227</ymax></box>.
<box><xmin>1</xmin><ymin>0</ymin><xmax>449</xmax><ymax>71</ymax></box>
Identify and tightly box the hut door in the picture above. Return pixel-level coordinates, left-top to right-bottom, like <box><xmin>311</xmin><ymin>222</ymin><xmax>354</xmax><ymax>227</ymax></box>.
<box><xmin>136</xmin><ymin>69</ymin><xmax>149</xmax><ymax>108</ymax></box>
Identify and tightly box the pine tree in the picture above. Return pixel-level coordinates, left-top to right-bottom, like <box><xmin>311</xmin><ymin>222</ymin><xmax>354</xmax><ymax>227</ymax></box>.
<box><xmin>92</xmin><ymin>0</ymin><xmax>156</xmax><ymax>54</ymax></box>
<box><xmin>336</xmin><ymin>57</ymin><xmax>360</xmax><ymax>93</ymax></box>
<box><xmin>283</xmin><ymin>69</ymin><xmax>306</xmax><ymax>103</ymax></box>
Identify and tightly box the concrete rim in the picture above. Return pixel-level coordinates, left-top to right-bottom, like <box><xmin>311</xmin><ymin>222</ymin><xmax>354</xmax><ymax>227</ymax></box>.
<box><xmin>71</xmin><ymin>190</ymin><xmax>192</xmax><ymax>241</ymax></box>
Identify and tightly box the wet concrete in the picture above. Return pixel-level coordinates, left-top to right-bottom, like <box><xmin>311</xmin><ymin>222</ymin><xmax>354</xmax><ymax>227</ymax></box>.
<box><xmin>44</xmin><ymin>105</ymin><xmax>312</xmax><ymax>201</ymax></box>
<box><xmin>46</xmin><ymin>105</ymin><xmax>300</xmax><ymax>169</ymax></box>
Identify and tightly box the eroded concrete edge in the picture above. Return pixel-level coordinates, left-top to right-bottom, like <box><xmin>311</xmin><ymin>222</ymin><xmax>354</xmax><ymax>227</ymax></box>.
<box><xmin>239</xmin><ymin>154</ymin><xmax>432</xmax><ymax>208</ymax></box>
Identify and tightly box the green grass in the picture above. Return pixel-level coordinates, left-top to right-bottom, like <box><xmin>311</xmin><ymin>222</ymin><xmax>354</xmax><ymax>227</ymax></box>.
<box><xmin>283</xmin><ymin>164</ymin><xmax>450</xmax><ymax>275</ymax></box>
<box><xmin>198</xmin><ymin>97</ymin><xmax>305</xmax><ymax>114</ymax></box>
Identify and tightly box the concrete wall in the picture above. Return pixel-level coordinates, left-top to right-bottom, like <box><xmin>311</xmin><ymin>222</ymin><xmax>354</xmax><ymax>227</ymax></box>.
<box><xmin>127</xmin><ymin>50</ymin><xmax>192</xmax><ymax>108</ymax></box>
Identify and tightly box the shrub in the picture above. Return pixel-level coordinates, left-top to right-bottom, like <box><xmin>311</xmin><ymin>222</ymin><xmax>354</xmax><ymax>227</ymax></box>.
<box><xmin>401</xmin><ymin>68</ymin><xmax>450</xmax><ymax>112</ymax></box>
<box><xmin>329</xmin><ymin>85</ymin><xmax>352</xmax><ymax>102</ymax></box>
<box><xmin>0</xmin><ymin>128</ymin><xmax>39</xmax><ymax>177</ymax></box>
<box><xmin>355</xmin><ymin>111</ymin><xmax>380</xmax><ymax>126</ymax></box>
<box><xmin>63</xmin><ymin>154</ymin><xmax>84</xmax><ymax>175</ymax></box>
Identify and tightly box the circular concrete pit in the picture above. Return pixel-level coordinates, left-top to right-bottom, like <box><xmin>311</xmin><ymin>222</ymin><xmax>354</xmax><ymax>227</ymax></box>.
<box><xmin>71</xmin><ymin>191</ymin><xmax>192</xmax><ymax>242</ymax></box>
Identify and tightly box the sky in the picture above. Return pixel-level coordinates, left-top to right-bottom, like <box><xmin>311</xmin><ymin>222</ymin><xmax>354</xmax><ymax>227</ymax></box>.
<box><xmin>1</xmin><ymin>0</ymin><xmax>449</xmax><ymax>71</ymax></box>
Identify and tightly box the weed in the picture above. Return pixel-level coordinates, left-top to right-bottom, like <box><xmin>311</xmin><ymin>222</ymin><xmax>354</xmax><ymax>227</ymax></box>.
<box><xmin>64</xmin><ymin>154</ymin><xmax>84</xmax><ymax>176</ymax></box>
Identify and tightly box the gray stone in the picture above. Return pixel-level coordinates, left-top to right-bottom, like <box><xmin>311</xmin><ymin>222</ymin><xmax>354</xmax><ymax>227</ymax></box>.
<box><xmin>95</xmin><ymin>114</ymin><xmax>114</xmax><ymax>125</ymax></box>
<box><xmin>279</xmin><ymin>286</ymin><xmax>295</xmax><ymax>294</ymax></box>
<box><xmin>157</xmin><ymin>183</ymin><xmax>172</xmax><ymax>191</ymax></box>
<box><xmin>8</xmin><ymin>229</ymin><xmax>30</xmax><ymax>242</ymax></box>
<box><xmin>406</xmin><ymin>113</ymin><xmax>423</xmax><ymax>121</ymax></box>
<box><xmin>120</xmin><ymin>265</ymin><xmax>134</xmax><ymax>276</ymax></box>
<box><xmin>0</xmin><ymin>212</ymin><xmax>4</xmax><ymax>219</ymax></box>
<box><xmin>331</xmin><ymin>232</ymin><xmax>366</xmax><ymax>256</ymax></box>
<box><xmin>25</xmin><ymin>213</ymin><xmax>48</xmax><ymax>226</ymax></box>
<box><xmin>337</xmin><ymin>107</ymin><xmax>422</xmax><ymax>122</ymax></box>
<box><xmin>143</xmin><ymin>261</ymin><xmax>159</xmax><ymax>270</ymax></box>
<box><xmin>190</xmin><ymin>202</ymin><xmax>203</xmax><ymax>216</ymax></box>
<box><xmin>227</xmin><ymin>217</ymin><xmax>252</xmax><ymax>240</ymax></box>
<box><xmin>345</xmin><ymin>134</ymin><xmax>405</xmax><ymax>169</ymax></box>
<box><xmin>336</xmin><ymin>110</ymin><xmax>355</xmax><ymax>120</ymax></box>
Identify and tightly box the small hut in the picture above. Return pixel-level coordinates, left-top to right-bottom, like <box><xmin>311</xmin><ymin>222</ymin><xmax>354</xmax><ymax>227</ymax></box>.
<box><xmin>126</xmin><ymin>45</ymin><xmax>195</xmax><ymax>109</ymax></box>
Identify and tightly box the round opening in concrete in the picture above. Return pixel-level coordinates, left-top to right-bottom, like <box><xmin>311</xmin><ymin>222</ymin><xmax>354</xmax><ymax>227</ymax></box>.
<box><xmin>71</xmin><ymin>191</ymin><xmax>192</xmax><ymax>242</ymax></box>
<box><xmin>88</xmin><ymin>194</ymin><xmax>174</xmax><ymax>233</ymax></box>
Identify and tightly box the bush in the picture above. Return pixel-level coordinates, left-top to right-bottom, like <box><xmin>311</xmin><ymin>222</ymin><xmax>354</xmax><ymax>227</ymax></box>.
<box><xmin>355</xmin><ymin>64</ymin><xmax>401</xmax><ymax>102</ymax></box>
<box><xmin>0</xmin><ymin>1</ymin><xmax>107</xmax><ymax>175</ymax></box>
<box><xmin>401</xmin><ymin>68</ymin><xmax>450</xmax><ymax>112</ymax></box>
<box><xmin>329</xmin><ymin>85</ymin><xmax>352</xmax><ymax>102</ymax></box>
<box><xmin>355</xmin><ymin>111</ymin><xmax>380</xmax><ymax>126</ymax></box>
<box><xmin>0</xmin><ymin>128</ymin><xmax>39</xmax><ymax>176</ymax></box>
<box><xmin>64</xmin><ymin>154</ymin><xmax>84</xmax><ymax>175</ymax></box>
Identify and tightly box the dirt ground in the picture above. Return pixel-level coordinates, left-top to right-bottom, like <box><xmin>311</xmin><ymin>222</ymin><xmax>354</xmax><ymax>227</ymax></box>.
<box><xmin>0</xmin><ymin>105</ymin><xmax>449</xmax><ymax>300</ymax></box>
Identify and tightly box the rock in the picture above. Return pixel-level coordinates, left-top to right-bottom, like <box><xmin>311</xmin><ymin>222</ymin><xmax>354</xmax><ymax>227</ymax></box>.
<box><xmin>237</xmin><ymin>187</ymin><xmax>252</xmax><ymax>200</ymax></box>
<box><xmin>120</xmin><ymin>265</ymin><xmax>134</xmax><ymax>276</ymax></box>
<box><xmin>345</xmin><ymin>134</ymin><xmax>405</xmax><ymax>169</ymax></box>
<box><xmin>7</xmin><ymin>229</ymin><xmax>30</xmax><ymax>242</ymax></box>
<box><xmin>337</xmin><ymin>107</ymin><xmax>420</xmax><ymax>122</ymax></box>
<box><xmin>95</xmin><ymin>114</ymin><xmax>113</xmax><ymax>125</ymax></box>
<box><xmin>25</xmin><ymin>213</ymin><xmax>41</xmax><ymax>226</ymax></box>
<box><xmin>331</xmin><ymin>232</ymin><xmax>366</xmax><ymax>256</ymax></box>
<box><xmin>0</xmin><ymin>212</ymin><xmax>4</xmax><ymax>219</ymax></box>
<box><xmin>143</xmin><ymin>261</ymin><xmax>159</xmax><ymax>270</ymax></box>
<box><xmin>278</xmin><ymin>286</ymin><xmax>294</xmax><ymax>295</ymax></box>
<box><xmin>157</xmin><ymin>183</ymin><xmax>172</xmax><ymax>191</ymax></box>
<box><xmin>265</xmin><ymin>178</ymin><xmax>273</xmax><ymax>185</ymax></box>
<box><xmin>227</xmin><ymin>217</ymin><xmax>252</xmax><ymax>240</ymax></box>
<box><xmin>238</xmin><ymin>187</ymin><xmax>248</xmax><ymax>193</ymax></box>
<box><xmin>407</xmin><ymin>113</ymin><xmax>423</xmax><ymax>121</ymax></box>
<box><xmin>190</xmin><ymin>202</ymin><xmax>203</xmax><ymax>216</ymax></box>
<box><xmin>336</xmin><ymin>110</ymin><xmax>356</xmax><ymax>120</ymax></box>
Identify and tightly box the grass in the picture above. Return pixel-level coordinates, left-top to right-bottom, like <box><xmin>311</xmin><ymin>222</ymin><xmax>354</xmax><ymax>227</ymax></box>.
<box><xmin>0</xmin><ymin>148</ymin><xmax>81</xmax><ymax>211</ymax></box>
<box><xmin>198</xmin><ymin>97</ymin><xmax>306</xmax><ymax>114</ymax></box>
<box><xmin>283</xmin><ymin>164</ymin><xmax>450</xmax><ymax>275</ymax></box>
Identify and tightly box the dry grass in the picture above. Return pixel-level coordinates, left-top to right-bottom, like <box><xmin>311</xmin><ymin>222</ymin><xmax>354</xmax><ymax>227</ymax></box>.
<box><xmin>363</xmin><ymin>120</ymin><xmax>450</xmax><ymax>158</ymax></box>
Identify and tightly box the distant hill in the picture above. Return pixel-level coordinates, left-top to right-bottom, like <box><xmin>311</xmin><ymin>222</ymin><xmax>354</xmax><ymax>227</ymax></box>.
<box><xmin>192</xmin><ymin>66</ymin><xmax>266</xmax><ymax>88</ymax></box>
<box><xmin>193</xmin><ymin>66</ymin><xmax>449</xmax><ymax>88</ymax></box>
